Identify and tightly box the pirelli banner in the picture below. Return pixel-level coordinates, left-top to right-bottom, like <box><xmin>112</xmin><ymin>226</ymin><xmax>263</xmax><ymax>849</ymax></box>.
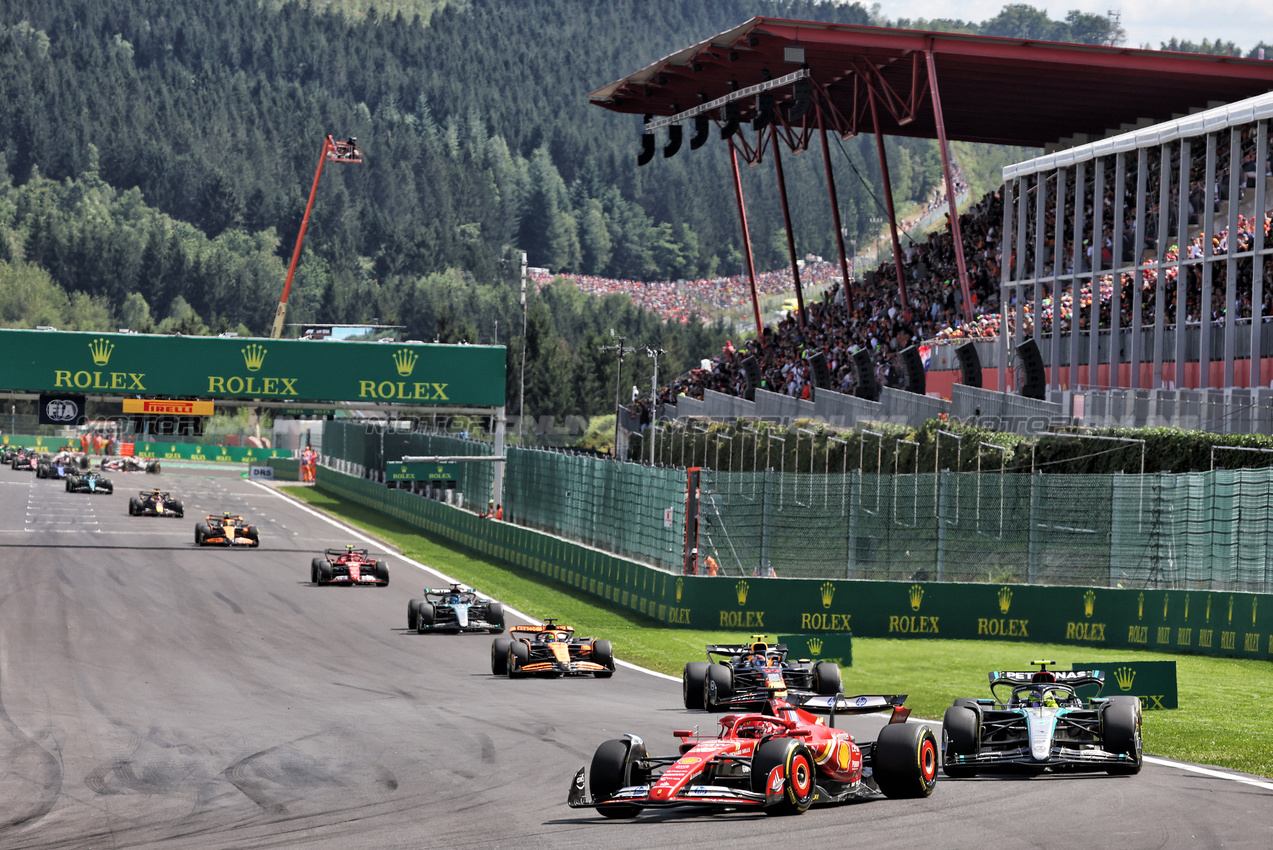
<box><xmin>0</xmin><ymin>329</ymin><xmax>505</xmax><ymax>406</ymax></box>
<box><xmin>314</xmin><ymin>465</ymin><xmax>1273</xmax><ymax>663</ymax></box>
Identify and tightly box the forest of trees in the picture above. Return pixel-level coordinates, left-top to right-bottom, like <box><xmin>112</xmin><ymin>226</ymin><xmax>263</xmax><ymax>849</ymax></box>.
<box><xmin>1</xmin><ymin>0</ymin><xmax>1268</xmax><ymax>422</ymax></box>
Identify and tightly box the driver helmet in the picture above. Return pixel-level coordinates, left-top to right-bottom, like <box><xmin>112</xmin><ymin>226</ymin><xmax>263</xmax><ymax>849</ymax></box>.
<box><xmin>448</xmin><ymin>595</ymin><xmax>461</xmax><ymax>605</ymax></box>
<box><xmin>542</xmin><ymin>633</ymin><xmax>555</xmax><ymax>642</ymax></box>
<box><xmin>1043</xmin><ymin>689</ymin><xmax>1061</xmax><ymax>708</ymax></box>
<box><xmin>1026</xmin><ymin>689</ymin><xmax>1044</xmax><ymax>707</ymax></box>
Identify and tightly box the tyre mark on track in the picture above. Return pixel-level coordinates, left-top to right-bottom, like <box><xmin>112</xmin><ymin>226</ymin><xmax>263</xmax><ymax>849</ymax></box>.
<box><xmin>268</xmin><ymin>591</ymin><xmax>302</xmax><ymax>614</ymax></box>
<box><xmin>212</xmin><ymin>592</ymin><xmax>244</xmax><ymax>614</ymax></box>
<box><xmin>55</xmin><ymin>569</ymin><xmax>74</xmax><ymax>588</ymax></box>
<box><xmin>0</xmin><ymin>671</ymin><xmax>63</xmax><ymax>835</ymax></box>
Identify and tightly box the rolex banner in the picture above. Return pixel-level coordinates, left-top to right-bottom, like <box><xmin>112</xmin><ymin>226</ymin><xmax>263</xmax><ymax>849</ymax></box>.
<box><xmin>38</xmin><ymin>393</ymin><xmax>87</xmax><ymax>426</ymax></box>
<box><xmin>777</xmin><ymin>634</ymin><xmax>853</xmax><ymax>667</ymax></box>
<box><xmin>0</xmin><ymin>329</ymin><xmax>505</xmax><ymax>406</ymax></box>
<box><xmin>1071</xmin><ymin>661</ymin><xmax>1178</xmax><ymax>710</ymax></box>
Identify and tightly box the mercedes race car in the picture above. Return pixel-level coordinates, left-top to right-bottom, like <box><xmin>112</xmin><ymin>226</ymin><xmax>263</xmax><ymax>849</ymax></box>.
<box><xmin>195</xmin><ymin>513</ymin><xmax>260</xmax><ymax>546</ymax></box>
<box><xmin>941</xmin><ymin>661</ymin><xmax>1142</xmax><ymax>777</ymax></box>
<box><xmin>128</xmin><ymin>489</ymin><xmax>184</xmax><ymax>517</ymax></box>
<box><xmin>683</xmin><ymin>637</ymin><xmax>842</xmax><ymax>711</ymax></box>
<box><xmin>491</xmin><ymin>619</ymin><xmax>612</xmax><ymax>678</ymax></box>
<box><xmin>408</xmin><ymin>584</ymin><xmax>503</xmax><ymax>632</ymax></box>
<box><xmin>65</xmin><ymin>471</ymin><xmax>114</xmax><ymax>494</ymax></box>
<box><xmin>312</xmin><ymin>545</ymin><xmax>390</xmax><ymax>586</ymax></box>
<box><xmin>568</xmin><ymin>691</ymin><xmax>937</xmax><ymax>818</ymax></box>
<box><xmin>0</xmin><ymin>445</ymin><xmax>21</xmax><ymax>464</ymax></box>
<box><xmin>101</xmin><ymin>456</ymin><xmax>161</xmax><ymax>474</ymax></box>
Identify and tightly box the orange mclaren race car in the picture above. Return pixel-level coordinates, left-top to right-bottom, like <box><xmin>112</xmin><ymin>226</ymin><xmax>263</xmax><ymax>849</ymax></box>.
<box><xmin>568</xmin><ymin>692</ymin><xmax>938</xmax><ymax>818</ymax></box>
<box><xmin>195</xmin><ymin>512</ymin><xmax>260</xmax><ymax>547</ymax></box>
<box><xmin>490</xmin><ymin>619</ymin><xmax>614</xmax><ymax>678</ymax></box>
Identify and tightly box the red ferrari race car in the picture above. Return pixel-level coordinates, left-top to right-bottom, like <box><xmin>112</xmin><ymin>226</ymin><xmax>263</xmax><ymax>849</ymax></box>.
<box><xmin>491</xmin><ymin>619</ymin><xmax>614</xmax><ymax>678</ymax></box>
<box><xmin>569</xmin><ymin>693</ymin><xmax>937</xmax><ymax>818</ymax></box>
<box><xmin>311</xmin><ymin>545</ymin><xmax>389</xmax><ymax>586</ymax></box>
<box><xmin>195</xmin><ymin>512</ymin><xmax>260</xmax><ymax>546</ymax></box>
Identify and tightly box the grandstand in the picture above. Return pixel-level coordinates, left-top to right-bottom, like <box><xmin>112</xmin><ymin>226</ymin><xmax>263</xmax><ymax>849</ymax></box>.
<box><xmin>588</xmin><ymin>17</ymin><xmax>1273</xmax><ymax>435</ymax></box>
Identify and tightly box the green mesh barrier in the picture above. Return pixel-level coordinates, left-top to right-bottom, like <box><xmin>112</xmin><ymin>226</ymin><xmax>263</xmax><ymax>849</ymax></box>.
<box><xmin>501</xmin><ymin>448</ymin><xmax>686</xmax><ymax>570</ymax></box>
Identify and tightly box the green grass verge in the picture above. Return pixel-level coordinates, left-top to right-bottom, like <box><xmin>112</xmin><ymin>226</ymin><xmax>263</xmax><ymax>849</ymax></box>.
<box><xmin>281</xmin><ymin>485</ymin><xmax>1273</xmax><ymax>778</ymax></box>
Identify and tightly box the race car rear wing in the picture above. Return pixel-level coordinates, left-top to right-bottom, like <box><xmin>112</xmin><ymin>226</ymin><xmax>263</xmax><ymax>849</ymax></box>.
<box><xmin>792</xmin><ymin>693</ymin><xmax>909</xmax><ymax>719</ymax></box>
<box><xmin>704</xmin><ymin>643</ymin><xmax>790</xmax><ymax>658</ymax></box>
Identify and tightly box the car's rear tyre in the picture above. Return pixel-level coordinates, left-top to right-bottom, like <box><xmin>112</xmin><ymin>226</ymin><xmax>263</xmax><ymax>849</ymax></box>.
<box><xmin>813</xmin><ymin>661</ymin><xmax>842</xmax><ymax>696</ymax></box>
<box><xmin>591</xmin><ymin>639</ymin><xmax>614</xmax><ymax>678</ymax></box>
<box><xmin>491</xmin><ymin>638</ymin><xmax>511</xmax><ymax>674</ymax></box>
<box><xmin>65</xmin><ymin>479</ymin><xmax>72</xmax><ymax>492</ymax></box>
<box><xmin>415</xmin><ymin>602</ymin><xmax>435</xmax><ymax>634</ymax></box>
<box><xmin>373</xmin><ymin>561</ymin><xmax>390</xmax><ymax>586</ymax></box>
<box><xmin>508</xmin><ymin>640</ymin><xmax>530</xmax><ymax>678</ymax></box>
<box><xmin>151</xmin><ymin>463</ymin><xmax>161</xmax><ymax>474</ymax></box>
<box><xmin>941</xmin><ymin>705</ymin><xmax>980</xmax><ymax>777</ymax></box>
<box><xmin>751</xmin><ymin>738</ymin><xmax>815</xmax><ymax>815</ymax></box>
<box><xmin>590</xmin><ymin>739</ymin><xmax>645</xmax><ymax>819</ymax></box>
<box><xmin>407</xmin><ymin>598</ymin><xmax>424</xmax><ymax>629</ymax></box>
<box><xmin>246</xmin><ymin>526</ymin><xmax>260</xmax><ymax>547</ymax></box>
<box><xmin>874</xmin><ymin>723</ymin><xmax>939</xmax><ymax>798</ymax></box>
<box><xmin>682</xmin><ymin>662</ymin><xmax>709</xmax><ymax>710</ymax></box>
<box><xmin>171</xmin><ymin>500</ymin><xmax>184</xmax><ymax>517</ymax></box>
<box><xmin>485</xmin><ymin>601</ymin><xmax>505</xmax><ymax>633</ymax></box>
<box><xmin>312</xmin><ymin>558</ymin><xmax>325</xmax><ymax>585</ymax></box>
<box><xmin>704</xmin><ymin>663</ymin><xmax>733</xmax><ymax>711</ymax></box>
<box><xmin>1102</xmin><ymin>696</ymin><xmax>1143</xmax><ymax>775</ymax></box>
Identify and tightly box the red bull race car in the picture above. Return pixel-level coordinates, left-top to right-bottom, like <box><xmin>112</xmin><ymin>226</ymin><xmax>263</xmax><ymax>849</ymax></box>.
<box><xmin>311</xmin><ymin>545</ymin><xmax>389</xmax><ymax>586</ymax></box>
<box><xmin>683</xmin><ymin>637</ymin><xmax>842</xmax><ymax>711</ymax></box>
<box><xmin>129</xmin><ymin>489</ymin><xmax>184</xmax><ymax>517</ymax></box>
<box><xmin>195</xmin><ymin>512</ymin><xmax>260</xmax><ymax>546</ymax></box>
<box><xmin>491</xmin><ymin>619</ymin><xmax>613</xmax><ymax>678</ymax></box>
<box><xmin>568</xmin><ymin>692</ymin><xmax>937</xmax><ymax>818</ymax></box>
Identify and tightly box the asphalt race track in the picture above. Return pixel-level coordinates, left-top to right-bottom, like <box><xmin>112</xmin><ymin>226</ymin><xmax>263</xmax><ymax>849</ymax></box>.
<box><xmin>0</xmin><ymin>466</ymin><xmax>1270</xmax><ymax>849</ymax></box>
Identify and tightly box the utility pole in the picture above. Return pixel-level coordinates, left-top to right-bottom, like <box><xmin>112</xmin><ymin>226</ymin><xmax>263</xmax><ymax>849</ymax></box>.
<box><xmin>600</xmin><ymin>330</ymin><xmax>635</xmax><ymax>458</ymax></box>
<box><xmin>518</xmin><ymin>252</ymin><xmax>528</xmax><ymax>444</ymax></box>
<box><xmin>645</xmin><ymin>345</ymin><xmax>665</xmax><ymax>465</ymax></box>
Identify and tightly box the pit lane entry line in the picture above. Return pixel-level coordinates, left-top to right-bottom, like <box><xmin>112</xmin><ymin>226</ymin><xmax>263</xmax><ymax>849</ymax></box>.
<box><xmin>253</xmin><ymin>480</ymin><xmax>681</xmax><ymax>683</ymax></box>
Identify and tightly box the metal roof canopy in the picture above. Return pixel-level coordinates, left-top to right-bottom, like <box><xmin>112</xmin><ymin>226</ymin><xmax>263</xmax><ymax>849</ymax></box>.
<box><xmin>589</xmin><ymin>17</ymin><xmax>1273</xmax><ymax>150</ymax></box>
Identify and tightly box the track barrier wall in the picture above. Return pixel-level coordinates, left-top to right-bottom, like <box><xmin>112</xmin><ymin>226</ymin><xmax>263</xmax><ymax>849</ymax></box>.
<box><xmin>312</xmin><ymin>464</ymin><xmax>1273</xmax><ymax>662</ymax></box>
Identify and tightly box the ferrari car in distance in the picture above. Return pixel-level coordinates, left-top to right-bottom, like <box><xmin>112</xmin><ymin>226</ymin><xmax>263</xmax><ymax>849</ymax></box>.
<box><xmin>683</xmin><ymin>636</ymin><xmax>842</xmax><ymax>711</ymax></box>
<box><xmin>102</xmin><ymin>456</ymin><xmax>161</xmax><ymax>474</ymax></box>
<box><xmin>409</xmin><ymin>584</ymin><xmax>502</xmax><ymax>632</ymax></box>
<box><xmin>569</xmin><ymin>691</ymin><xmax>938</xmax><ymax>818</ymax></box>
<box><xmin>941</xmin><ymin>661</ymin><xmax>1142</xmax><ymax>777</ymax></box>
<box><xmin>195</xmin><ymin>512</ymin><xmax>260</xmax><ymax>547</ymax></box>
<box><xmin>491</xmin><ymin>619</ymin><xmax>612</xmax><ymax>678</ymax></box>
<box><xmin>66</xmin><ymin>470</ymin><xmax>114</xmax><ymax>494</ymax></box>
<box><xmin>129</xmin><ymin>489</ymin><xmax>184</xmax><ymax>517</ymax></box>
<box><xmin>312</xmin><ymin>545</ymin><xmax>389</xmax><ymax>586</ymax></box>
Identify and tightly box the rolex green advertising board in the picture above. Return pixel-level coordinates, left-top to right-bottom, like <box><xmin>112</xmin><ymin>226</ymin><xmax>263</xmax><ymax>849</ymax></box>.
<box><xmin>1071</xmin><ymin>661</ymin><xmax>1178</xmax><ymax>709</ymax></box>
<box><xmin>0</xmin><ymin>329</ymin><xmax>506</xmax><ymax>406</ymax></box>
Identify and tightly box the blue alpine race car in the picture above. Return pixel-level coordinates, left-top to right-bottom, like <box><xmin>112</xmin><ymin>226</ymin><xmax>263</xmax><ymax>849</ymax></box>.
<box><xmin>941</xmin><ymin>661</ymin><xmax>1142</xmax><ymax>777</ymax></box>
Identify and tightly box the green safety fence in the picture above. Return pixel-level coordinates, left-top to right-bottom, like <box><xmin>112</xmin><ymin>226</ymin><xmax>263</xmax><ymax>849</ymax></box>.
<box><xmin>322</xmin><ymin>420</ymin><xmax>493</xmax><ymax>504</ymax></box>
<box><xmin>502</xmin><ymin>447</ymin><xmax>687</xmax><ymax>570</ymax></box>
<box><xmin>312</xmin><ymin>464</ymin><xmax>1273</xmax><ymax>661</ymax></box>
<box><xmin>695</xmin><ymin>468</ymin><xmax>1273</xmax><ymax>593</ymax></box>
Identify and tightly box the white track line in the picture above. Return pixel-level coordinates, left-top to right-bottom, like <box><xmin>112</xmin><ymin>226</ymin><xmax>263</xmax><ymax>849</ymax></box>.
<box><xmin>1141</xmin><ymin>755</ymin><xmax>1273</xmax><ymax>790</ymax></box>
<box><xmin>254</xmin><ymin>482</ymin><xmax>680</xmax><ymax>682</ymax></box>
<box><xmin>254</xmin><ymin>483</ymin><xmax>1273</xmax><ymax>786</ymax></box>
